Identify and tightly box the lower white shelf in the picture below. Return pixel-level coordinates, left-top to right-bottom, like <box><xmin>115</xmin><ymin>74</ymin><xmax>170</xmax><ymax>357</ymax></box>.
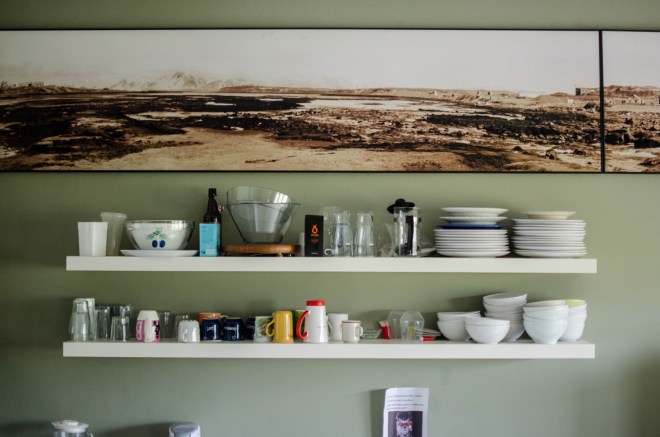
<box><xmin>63</xmin><ymin>339</ymin><xmax>595</xmax><ymax>360</ymax></box>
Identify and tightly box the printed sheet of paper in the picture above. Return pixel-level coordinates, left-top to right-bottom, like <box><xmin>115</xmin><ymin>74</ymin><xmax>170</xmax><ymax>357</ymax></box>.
<box><xmin>382</xmin><ymin>387</ymin><xmax>429</xmax><ymax>437</ymax></box>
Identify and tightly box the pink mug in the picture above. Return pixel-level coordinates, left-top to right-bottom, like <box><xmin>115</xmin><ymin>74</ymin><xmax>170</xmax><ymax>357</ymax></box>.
<box><xmin>136</xmin><ymin>310</ymin><xmax>160</xmax><ymax>342</ymax></box>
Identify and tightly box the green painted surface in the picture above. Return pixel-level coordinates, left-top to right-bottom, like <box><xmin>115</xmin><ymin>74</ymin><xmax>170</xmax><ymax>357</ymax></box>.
<box><xmin>1</xmin><ymin>2</ymin><xmax>660</xmax><ymax>436</ymax></box>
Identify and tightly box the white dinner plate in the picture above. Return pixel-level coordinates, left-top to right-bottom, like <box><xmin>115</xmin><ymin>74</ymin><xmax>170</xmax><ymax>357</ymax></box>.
<box><xmin>435</xmin><ymin>229</ymin><xmax>508</xmax><ymax>235</ymax></box>
<box><xmin>513</xmin><ymin>245</ymin><xmax>586</xmax><ymax>251</ymax></box>
<box><xmin>513</xmin><ymin>219</ymin><xmax>585</xmax><ymax>225</ymax></box>
<box><xmin>442</xmin><ymin>207</ymin><xmax>508</xmax><ymax>217</ymax></box>
<box><xmin>514</xmin><ymin>249</ymin><xmax>587</xmax><ymax>258</ymax></box>
<box><xmin>521</xmin><ymin>211</ymin><xmax>576</xmax><ymax>220</ymax></box>
<box><xmin>437</xmin><ymin>243</ymin><xmax>510</xmax><ymax>249</ymax></box>
<box><xmin>440</xmin><ymin>216</ymin><xmax>507</xmax><ymax>225</ymax></box>
<box><xmin>121</xmin><ymin>250</ymin><xmax>198</xmax><ymax>257</ymax></box>
<box><xmin>437</xmin><ymin>249</ymin><xmax>510</xmax><ymax>257</ymax></box>
<box><xmin>513</xmin><ymin>230</ymin><xmax>586</xmax><ymax>237</ymax></box>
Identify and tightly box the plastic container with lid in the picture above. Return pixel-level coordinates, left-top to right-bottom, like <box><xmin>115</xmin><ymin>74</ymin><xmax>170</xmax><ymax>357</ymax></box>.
<box><xmin>400</xmin><ymin>311</ymin><xmax>425</xmax><ymax>342</ymax></box>
<box><xmin>52</xmin><ymin>419</ymin><xmax>93</xmax><ymax>437</ymax></box>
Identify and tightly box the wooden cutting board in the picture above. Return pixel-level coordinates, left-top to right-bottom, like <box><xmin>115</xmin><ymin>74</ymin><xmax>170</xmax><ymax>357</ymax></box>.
<box><xmin>223</xmin><ymin>244</ymin><xmax>299</xmax><ymax>256</ymax></box>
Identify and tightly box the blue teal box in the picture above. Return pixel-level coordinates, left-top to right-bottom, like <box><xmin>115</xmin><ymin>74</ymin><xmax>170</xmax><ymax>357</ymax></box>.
<box><xmin>199</xmin><ymin>223</ymin><xmax>220</xmax><ymax>257</ymax></box>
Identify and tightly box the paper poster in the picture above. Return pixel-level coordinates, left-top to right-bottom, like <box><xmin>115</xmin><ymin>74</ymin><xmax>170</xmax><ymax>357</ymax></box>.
<box><xmin>382</xmin><ymin>387</ymin><xmax>429</xmax><ymax>437</ymax></box>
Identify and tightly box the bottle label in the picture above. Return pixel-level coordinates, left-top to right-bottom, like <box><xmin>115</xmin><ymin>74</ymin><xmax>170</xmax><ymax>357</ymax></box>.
<box><xmin>199</xmin><ymin>223</ymin><xmax>220</xmax><ymax>257</ymax></box>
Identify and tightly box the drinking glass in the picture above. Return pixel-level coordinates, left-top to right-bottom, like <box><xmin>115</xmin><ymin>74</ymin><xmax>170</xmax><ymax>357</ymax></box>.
<box><xmin>393</xmin><ymin>207</ymin><xmax>421</xmax><ymax>257</ymax></box>
<box><xmin>95</xmin><ymin>305</ymin><xmax>111</xmax><ymax>340</ymax></box>
<box><xmin>69</xmin><ymin>299</ymin><xmax>90</xmax><ymax>341</ymax></box>
<box><xmin>110</xmin><ymin>316</ymin><xmax>130</xmax><ymax>342</ymax></box>
<box><xmin>331</xmin><ymin>210</ymin><xmax>352</xmax><ymax>257</ymax></box>
<box><xmin>320</xmin><ymin>206</ymin><xmax>341</xmax><ymax>255</ymax></box>
<box><xmin>100</xmin><ymin>212</ymin><xmax>127</xmax><ymax>256</ymax></box>
<box><xmin>157</xmin><ymin>310</ymin><xmax>172</xmax><ymax>339</ymax></box>
<box><xmin>353</xmin><ymin>211</ymin><xmax>375</xmax><ymax>257</ymax></box>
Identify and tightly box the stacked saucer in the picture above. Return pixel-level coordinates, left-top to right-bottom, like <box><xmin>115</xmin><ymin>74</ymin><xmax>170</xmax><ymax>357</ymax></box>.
<box><xmin>435</xmin><ymin>207</ymin><xmax>509</xmax><ymax>257</ymax></box>
<box><xmin>512</xmin><ymin>212</ymin><xmax>587</xmax><ymax>258</ymax></box>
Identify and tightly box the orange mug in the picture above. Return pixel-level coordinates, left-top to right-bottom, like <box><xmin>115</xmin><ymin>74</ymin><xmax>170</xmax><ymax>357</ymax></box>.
<box><xmin>264</xmin><ymin>311</ymin><xmax>294</xmax><ymax>344</ymax></box>
<box><xmin>198</xmin><ymin>312</ymin><xmax>224</xmax><ymax>324</ymax></box>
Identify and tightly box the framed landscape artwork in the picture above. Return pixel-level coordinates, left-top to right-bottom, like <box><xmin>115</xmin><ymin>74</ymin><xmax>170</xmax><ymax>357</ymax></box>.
<box><xmin>0</xmin><ymin>29</ymin><xmax>610</xmax><ymax>172</ymax></box>
<box><xmin>602</xmin><ymin>31</ymin><xmax>660</xmax><ymax>173</ymax></box>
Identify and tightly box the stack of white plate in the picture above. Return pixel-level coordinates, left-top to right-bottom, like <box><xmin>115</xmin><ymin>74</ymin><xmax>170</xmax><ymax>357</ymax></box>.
<box><xmin>435</xmin><ymin>207</ymin><xmax>509</xmax><ymax>257</ymax></box>
<box><xmin>512</xmin><ymin>212</ymin><xmax>586</xmax><ymax>258</ymax></box>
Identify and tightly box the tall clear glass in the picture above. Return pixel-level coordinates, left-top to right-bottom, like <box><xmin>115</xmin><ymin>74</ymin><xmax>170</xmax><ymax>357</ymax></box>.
<box><xmin>331</xmin><ymin>210</ymin><xmax>353</xmax><ymax>257</ymax></box>
<box><xmin>69</xmin><ymin>299</ymin><xmax>90</xmax><ymax>342</ymax></box>
<box><xmin>320</xmin><ymin>206</ymin><xmax>341</xmax><ymax>255</ymax></box>
<box><xmin>353</xmin><ymin>211</ymin><xmax>375</xmax><ymax>257</ymax></box>
<box><xmin>393</xmin><ymin>207</ymin><xmax>421</xmax><ymax>257</ymax></box>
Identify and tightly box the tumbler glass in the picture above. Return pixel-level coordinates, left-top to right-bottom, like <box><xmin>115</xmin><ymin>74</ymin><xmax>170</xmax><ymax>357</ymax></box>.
<box><xmin>69</xmin><ymin>299</ymin><xmax>91</xmax><ymax>342</ymax></box>
<box><xmin>157</xmin><ymin>310</ymin><xmax>173</xmax><ymax>339</ymax></box>
<box><xmin>320</xmin><ymin>206</ymin><xmax>341</xmax><ymax>255</ymax></box>
<box><xmin>331</xmin><ymin>210</ymin><xmax>352</xmax><ymax>257</ymax></box>
<box><xmin>353</xmin><ymin>211</ymin><xmax>375</xmax><ymax>257</ymax></box>
<box><xmin>95</xmin><ymin>305</ymin><xmax>111</xmax><ymax>340</ymax></box>
<box><xmin>110</xmin><ymin>316</ymin><xmax>130</xmax><ymax>342</ymax></box>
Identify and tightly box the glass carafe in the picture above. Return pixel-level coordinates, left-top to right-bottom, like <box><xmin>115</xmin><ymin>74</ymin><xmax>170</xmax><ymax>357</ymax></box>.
<box><xmin>400</xmin><ymin>310</ymin><xmax>425</xmax><ymax>343</ymax></box>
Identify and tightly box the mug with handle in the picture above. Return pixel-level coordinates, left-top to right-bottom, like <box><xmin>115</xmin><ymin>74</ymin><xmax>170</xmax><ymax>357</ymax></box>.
<box><xmin>341</xmin><ymin>320</ymin><xmax>364</xmax><ymax>343</ymax></box>
<box><xmin>327</xmin><ymin>313</ymin><xmax>349</xmax><ymax>342</ymax></box>
<box><xmin>264</xmin><ymin>311</ymin><xmax>294</xmax><ymax>344</ymax></box>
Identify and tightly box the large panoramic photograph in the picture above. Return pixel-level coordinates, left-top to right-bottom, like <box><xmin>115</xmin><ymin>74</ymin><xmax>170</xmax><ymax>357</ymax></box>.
<box><xmin>602</xmin><ymin>31</ymin><xmax>660</xmax><ymax>173</ymax></box>
<box><xmin>0</xmin><ymin>29</ymin><xmax>602</xmax><ymax>172</ymax></box>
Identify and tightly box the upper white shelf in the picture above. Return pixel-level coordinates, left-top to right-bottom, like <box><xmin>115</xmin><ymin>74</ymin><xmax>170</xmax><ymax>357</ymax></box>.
<box><xmin>63</xmin><ymin>339</ymin><xmax>595</xmax><ymax>360</ymax></box>
<box><xmin>66</xmin><ymin>256</ymin><xmax>597</xmax><ymax>274</ymax></box>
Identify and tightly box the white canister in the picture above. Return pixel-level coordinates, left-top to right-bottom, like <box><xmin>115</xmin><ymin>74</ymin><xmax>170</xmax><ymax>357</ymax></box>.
<box><xmin>296</xmin><ymin>299</ymin><xmax>329</xmax><ymax>343</ymax></box>
<box><xmin>136</xmin><ymin>310</ymin><xmax>160</xmax><ymax>342</ymax></box>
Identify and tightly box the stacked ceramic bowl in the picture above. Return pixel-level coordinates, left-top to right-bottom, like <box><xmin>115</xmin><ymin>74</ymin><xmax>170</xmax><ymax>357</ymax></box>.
<box><xmin>482</xmin><ymin>292</ymin><xmax>527</xmax><ymax>342</ymax></box>
<box><xmin>434</xmin><ymin>207</ymin><xmax>509</xmax><ymax>257</ymax></box>
<box><xmin>465</xmin><ymin>316</ymin><xmax>510</xmax><ymax>344</ymax></box>
<box><xmin>512</xmin><ymin>211</ymin><xmax>587</xmax><ymax>258</ymax></box>
<box><xmin>523</xmin><ymin>300</ymin><xmax>570</xmax><ymax>344</ymax></box>
<box><xmin>436</xmin><ymin>311</ymin><xmax>481</xmax><ymax>341</ymax></box>
<box><xmin>561</xmin><ymin>299</ymin><xmax>588</xmax><ymax>341</ymax></box>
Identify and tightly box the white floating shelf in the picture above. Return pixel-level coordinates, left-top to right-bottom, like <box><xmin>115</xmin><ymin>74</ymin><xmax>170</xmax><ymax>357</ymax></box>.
<box><xmin>66</xmin><ymin>256</ymin><xmax>597</xmax><ymax>274</ymax></box>
<box><xmin>63</xmin><ymin>339</ymin><xmax>594</xmax><ymax>360</ymax></box>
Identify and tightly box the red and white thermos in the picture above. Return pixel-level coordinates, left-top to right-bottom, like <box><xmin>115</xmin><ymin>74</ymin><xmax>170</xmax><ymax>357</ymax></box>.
<box><xmin>296</xmin><ymin>299</ymin><xmax>329</xmax><ymax>343</ymax></box>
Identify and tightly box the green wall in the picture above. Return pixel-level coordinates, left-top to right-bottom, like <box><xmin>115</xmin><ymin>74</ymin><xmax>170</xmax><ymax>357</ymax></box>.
<box><xmin>1</xmin><ymin>1</ymin><xmax>660</xmax><ymax>436</ymax></box>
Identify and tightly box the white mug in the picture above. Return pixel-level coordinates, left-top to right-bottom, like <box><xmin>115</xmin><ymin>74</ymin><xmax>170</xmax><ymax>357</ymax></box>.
<box><xmin>136</xmin><ymin>310</ymin><xmax>160</xmax><ymax>343</ymax></box>
<box><xmin>341</xmin><ymin>320</ymin><xmax>364</xmax><ymax>343</ymax></box>
<box><xmin>177</xmin><ymin>320</ymin><xmax>200</xmax><ymax>343</ymax></box>
<box><xmin>327</xmin><ymin>313</ymin><xmax>349</xmax><ymax>342</ymax></box>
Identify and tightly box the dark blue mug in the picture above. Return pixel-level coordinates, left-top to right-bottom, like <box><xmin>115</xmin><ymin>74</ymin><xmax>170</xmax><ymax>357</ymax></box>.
<box><xmin>200</xmin><ymin>318</ymin><xmax>221</xmax><ymax>341</ymax></box>
<box><xmin>223</xmin><ymin>317</ymin><xmax>245</xmax><ymax>341</ymax></box>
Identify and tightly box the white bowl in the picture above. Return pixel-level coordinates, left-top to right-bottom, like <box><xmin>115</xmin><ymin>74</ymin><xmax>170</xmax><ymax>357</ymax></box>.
<box><xmin>437</xmin><ymin>320</ymin><xmax>470</xmax><ymax>342</ymax></box>
<box><xmin>523</xmin><ymin>304</ymin><xmax>568</xmax><ymax>314</ymax></box>
<box><xmin>525</xmin><ymin>300</ymin><xmax>566</xmax><ymax>308</ymax></box>
<box><xmin>482</xmin><ymin>292</ymin><xmax>528</xmax><ymax>307</ymax></box>
<box><xmin>436</xmin><ymin>311</ymin><xmax>480</xmax><ymax>321</ymax></box>
<box><xmin>125</xmin><ymin>220</ymin><xmax>194</xmax><ymax>250</ymax></box>
<box><xmin>524</xmin><ymin>318</ymin><xmax>568</xmax><ymax>344</ymax></box>
<box><xmin>522</xmin><ymin>211</ymin><xmax>575</xmax><ymax>220</ymax></box>
<box><xmin>483</xmin><ymin>303</ymin><xmax>523</xmax><ymax>314</ymax></box>
<box><xmin>560</xmin><ymin>319</ymin><xmax>586</xmax><ymax>341</ymax></box>
<box><xmin>523</xmin><ymin>307</ymin><xmax>569</xmax><ymax>320</ymax></box>
<box><xmin>465</xmin><ymin>318</ymin><xmax>510</xmax><ymax>344</ymax></box>
<box><xmin>485</xmin><ymin>312</ymin><xmax>523</xmax><ymax>321</ymax></box>
<box><xmin>504</xmin><ymin>321</ymin><xmax>525</xmax><ymax>342</ymax></box>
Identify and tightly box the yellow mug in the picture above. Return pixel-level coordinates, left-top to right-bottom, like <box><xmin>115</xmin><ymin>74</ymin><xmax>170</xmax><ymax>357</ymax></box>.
<box><xmin>265</xmin><ymin>311</ymin><xmax>294</xmax><ymax>343</ymax></box>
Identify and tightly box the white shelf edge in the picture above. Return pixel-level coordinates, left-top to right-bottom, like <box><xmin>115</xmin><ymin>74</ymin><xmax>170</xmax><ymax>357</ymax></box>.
<box><xmin>66</xmin><ymin>256</ymin><xmax>597</xmax><ymax>274</ymax></box>
<box><xmin>63</xmin><ymin>339</ymin><xmax>595</xmax><ymax>360</ymax></box>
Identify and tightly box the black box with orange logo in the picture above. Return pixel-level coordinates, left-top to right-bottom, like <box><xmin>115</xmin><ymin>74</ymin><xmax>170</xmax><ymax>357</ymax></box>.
<box><xmin>304</xmin><ymin>215</ymin><xmax>324</xmax><ymax>256</ymax></box>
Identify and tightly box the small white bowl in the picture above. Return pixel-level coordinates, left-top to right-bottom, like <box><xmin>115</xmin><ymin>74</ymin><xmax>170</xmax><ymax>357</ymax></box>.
<box><xmin>523</xmin><ymin>307</ymin><xmax>569</xmax><ymax>320</ymax></box>
<box><xmin>560</xmin><ymin>319</ymin><xmax>586</xmax><ymax>341</ymax></box>
<box><xmin>504</xmin><ymin>321</ymin><xmax>525</xmax><ymax>342</ymax></box>
<box><xmin>523</xmin><ymin>304</ymin><xmax>568</xmax><ymax>314</ymax></box>
<box><xmin>522</xmin><ymin>211</ymin><xmax>575</xmax><ymax>220</ymax></box>
<box><xmin>436</xmin><ymin>311</ymin><xmax>480</xmax><ymax>321</ymax></box>
<box><xmin>437</xmin><ymin>320</ymin><xmax>470</xmax><ymax>342</ymax></box>
<box><xmin>482</xmin><ymin>292</ymin><xmax>528</xmax><ymax>307</ymax></box>
<box><xmin>524</xmin><ymin>318</ymin><xmax>568</xmax><ymax>344</ymax></box>
<box><xmin>525</xmin><ymin>300</ymin><xmax>567</xmax><ymax>308</ymax></box>
<box><xmin>465</xmin><ymin>318</ymin><xmax>510</xmax><ymax>344</ymax></box>
<box><xmin>483</xmin><ymin>303</ymin><xmax>524</xmax><ymax>314</ymax></box>
<box><xmin>485</xmin><ymin>312</ymin><xmax>523</xmax><ymax>322</ymax></box>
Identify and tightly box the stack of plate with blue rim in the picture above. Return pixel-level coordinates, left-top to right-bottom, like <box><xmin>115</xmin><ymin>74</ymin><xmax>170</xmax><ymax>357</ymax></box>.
<box><xmin>434</xmin><ymin>207</ymin><xmax>509</xmax><ymax>257</ymax></box>
<box><xmin>512</xmin><ymin>211</ymin><xmax>587</xmax><ymax>258</ymax></box>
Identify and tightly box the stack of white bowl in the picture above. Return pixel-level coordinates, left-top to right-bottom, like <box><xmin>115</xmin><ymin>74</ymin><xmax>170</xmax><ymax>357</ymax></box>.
<box><xmin>523</xmin><ymin>300</ymin><xmax>567</xmax><ymax>344</ymax></box>
<box><xmin>482</xmin><ymin>292</ymin><xmax>527</xmax><ymax>342</ymax></box>
<box><xmin>436</xmin><ymin>311</ymin><xmax>480</xmax><ymax>341</ymax></box>
<box><xmin>561</xmin><ymin>299</ymin><xmax>588</xmax><ymax>341</ymax></box>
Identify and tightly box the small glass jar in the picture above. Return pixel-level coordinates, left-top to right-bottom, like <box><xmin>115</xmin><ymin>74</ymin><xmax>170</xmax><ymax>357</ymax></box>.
<box><xmin>399</xmin><ymin>311</ymin><xmax>425</xmax><ymax>343</ymax></box>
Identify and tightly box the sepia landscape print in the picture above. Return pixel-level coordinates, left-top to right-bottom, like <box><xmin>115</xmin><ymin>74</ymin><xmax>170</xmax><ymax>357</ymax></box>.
<box><xmin>0</xmin><ymin>29</ymin><xmax>602</xmax><ymax>172</ymax></box>
<box><xmin>602</xmin><ymin>31</ymin><xmax>660</xmax><ymax>173</ymax></box>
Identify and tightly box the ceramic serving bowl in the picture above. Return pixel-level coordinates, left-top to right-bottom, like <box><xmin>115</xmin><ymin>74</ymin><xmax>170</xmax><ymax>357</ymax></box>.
<box><xmin>523</xmin><ymin>318</ymin><xmax>568</xmax><ymax>344</ymax></box>
<box><xmin>465</xmin><ymin>317</ymin><xmax>510</xmax><ymax>344</ymax></box>
<box><xmin>125</xmin><ymin>220</ymin><xmax>194</xmax><ymax>250</ymax></box>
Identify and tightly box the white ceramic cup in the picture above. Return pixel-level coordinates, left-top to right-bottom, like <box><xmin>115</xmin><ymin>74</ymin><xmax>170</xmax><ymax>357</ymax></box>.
<box><xmin>341</xmin><ymin>320</ymin><xmax>364</xmax><ymax>343</ymax></box>
<box><xmin>136</xmin><ymin>310</ymin><xmax>161</xmax><ymax>343</ymax></box>
<box><xmin>177</xmin><ymin>320</ymin><xmax>200</xmax><ymax>343</ymax></box>
<box><xmin>78</xmin><ymin>222</ymin><xmax>108</xmax><ymax>256</ymax></box>
<box><xmin>100</xmin><ymin>212</ymin><xmax>127</xmax><ymax>256</ymax></box>
<box><xmin>327</xmin><ymin>313</ymin><xmax>349</xmax><ymax>341</ymax></box>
